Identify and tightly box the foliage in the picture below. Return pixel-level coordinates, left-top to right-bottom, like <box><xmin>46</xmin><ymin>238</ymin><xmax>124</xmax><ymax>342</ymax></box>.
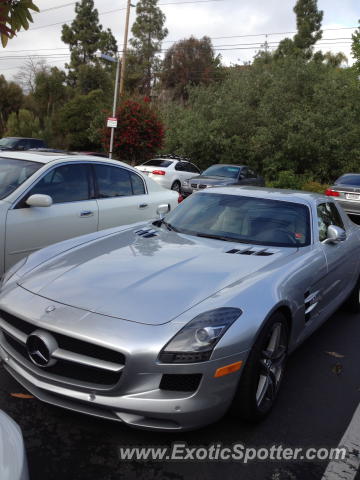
<box><xmin>0</xmin><ymin>0</ymin><xmax>39</xmax><ymax>47</ymax></box>
<box><xmin>5</xmin><ymin>108</ymin><xmax>41</xmax><ymax>137</ymax></box>
<box><xmin>129</xmin><ymin>0</ymin><xmax>168</xmax><ymax>95</ymax></box>
<box><xmin>58</xmin><ymin>89</ymin><xmax>106</xmax><ymax>150</ymax></box>
<box><xmin>161</xmin><ymin>36</ymin><xmax>223</xmax><ymax>100</ymax></box>
<box><xmin>101</xmin><ymin>98</ymin><xmax>164</xmax><ymax>164</ymax></box>
<box><xmin>0</xmin><ymin>74</ymin><xmax>23</xmax><ymax>135</ymax></box>
<box><xmin>61</xmin><ymin>0</ymin><xmax>117</xmax><ymax>87</ymax></box>
<box><xmin>301</xmin><ymin>181</ymin><xmax>329</xmax><ymax>193</ymax></box>
<box><xmin>352</xmin><ymin>20</ymin><xmax>360</xmax><ymax>76</ymax></box>
<box><xmin>33</xmin><ymin>67</ymin><xmax>67</xmax><ymax>119</ymax></box>
<box><xmin>275</xmin><ymin>0</ymin><xmax>323</xmax><ymax>60</ymax></box>
<box><xmin>162</xmin><ymin>57</ymin><xmax>360</xmax><ymax>184</ymax></box>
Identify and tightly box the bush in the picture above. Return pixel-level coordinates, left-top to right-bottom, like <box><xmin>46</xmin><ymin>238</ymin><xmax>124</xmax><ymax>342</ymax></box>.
<box><xmin>301</xmin><ymin>181</ymin><xmax>329</xmax><ymax>194</ymax></box>
<box><xmin>102</xmin><ymin>98</ymin><xmax>164</xmax><ymax>165</ymax></box>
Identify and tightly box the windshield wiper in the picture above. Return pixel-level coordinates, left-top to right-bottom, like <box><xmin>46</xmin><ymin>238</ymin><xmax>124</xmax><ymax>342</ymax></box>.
<box><xmin>195</xmin><ymin>233</ymin><xmax>248</xmax><ymax>243</ymax></box>
<box><xmin>162</xmin><ymin>219</ymin><xmax>179</xmax><ymax>232</ymax></box>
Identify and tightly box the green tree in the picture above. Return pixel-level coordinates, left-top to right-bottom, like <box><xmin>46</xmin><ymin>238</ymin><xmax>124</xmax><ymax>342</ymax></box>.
<box><xmin>0</xmin><ymin>74</ymin><xmax>23</xmax><ymax>135</ymax></box>
<box><xmin>5</xmin><ymin>109</ymin><xmax>40</xmax><ymax>137</ymax></box>
<box><xmin>162</xmin><ymin>58</ymin><xmax>360</xmax><ymax>183</ymax></box>
<box><xmin>352</xmin><ymin>20</ymin><xmax>360</xmax><ymax>75</ymax></box>
<box><xmin>61</xmin><ymin>0</ymin><xmax>117</xmax><ymax>87</ymax></box>
<box><xmin>161</xmin><ymin>36</ymin><xmax>222</xmax><ymax>100</ymax></box>
<box><xmin>58</xmin><ymin>89</ymin><xmax>106</xmax><ymax>150</ymax></box>
<box><xmin>33</xmin><ymin>67</ymin><xmax>67</xmax><ymax>119</ymax></box>
<box><xmin>0</xmin><ymin>0</ymin><xmax>39</xmax><ymax>47</ymax></box>
<box><xmin>129</xmin><ymin>0</ymin><xmax>168</xmax><ymax>95</ymax></box>
<box><xmin>275</xmin><ymin>0</ymin><xmax>323</xmax><ymax>60</ymax></box>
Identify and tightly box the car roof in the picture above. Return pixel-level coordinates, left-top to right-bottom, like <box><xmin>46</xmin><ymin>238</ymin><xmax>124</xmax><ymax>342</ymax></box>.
<box><xmin>0</xmin><ymin>151</ymin><xmax>130</xmax><ymax>167</ymax></box>
<box><xmin>201</xmin><ymin>185</ymin><xmax>328</xmax><ymax>205</ymax></box>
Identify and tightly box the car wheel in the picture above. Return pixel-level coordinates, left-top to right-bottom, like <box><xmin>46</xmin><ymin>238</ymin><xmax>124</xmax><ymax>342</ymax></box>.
<box><xmin>230</xmin><ymin>312</ymin><xmax>289</xmax><ymax>422</ymax></box>
<box><xmin>344</xmin><ymin>276</ymin><xmax>360</xmax><ymax>313</ymax></box>
<box><xmin>171</xmin><ymin>181</ymin><xmax>181</xmax><ymax>192</ymax></box>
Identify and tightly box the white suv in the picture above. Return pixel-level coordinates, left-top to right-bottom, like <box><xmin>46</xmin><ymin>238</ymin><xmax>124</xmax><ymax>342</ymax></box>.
<box><xmin>135</xmin><ymin>156</ymin><xmax>201</xmax><ymax>192</ymax></box>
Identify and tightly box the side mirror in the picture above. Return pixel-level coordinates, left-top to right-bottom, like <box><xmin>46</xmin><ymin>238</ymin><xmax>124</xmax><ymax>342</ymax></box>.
<box><xmin>157</xmin><ymin>204</ymin><xmax>170</xmax><ymax>219</ymax></box>
<box><xmin>26</xmin><ymin>194</ymin><xmax>53</xmax><ymax>208</ymax></box>
<box><xmin>323</xmin><ymin>225</ymin><xmax>346</xmax><ymax>244</ymax></box>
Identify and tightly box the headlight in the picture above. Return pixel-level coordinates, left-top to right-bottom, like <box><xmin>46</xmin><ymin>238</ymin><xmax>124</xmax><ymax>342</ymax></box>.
<box><xmin>159</xmin><ymin>307</ymin><xmax>242</xmax><ymax>363</ymax></box>
<box><xmin>1</xmin><ymin>258</ymin><xmax>27</xmax><ymax>288</ymax></box>
<box><xmin>183</xmin><ymin>180</ymin><xmax>189</xmax><ymax>186</ymax></box>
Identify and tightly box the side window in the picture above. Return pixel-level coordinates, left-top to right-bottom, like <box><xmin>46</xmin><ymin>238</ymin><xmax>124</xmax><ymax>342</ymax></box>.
<box><xmin>18</xmin><ymin>139</ymin><xmax>30</xmax><ymax>150</ymax></box>
<box><xmin>247</xmin><ymin>169</ymin><xmax>256</xmax><ymax>178</ymax></box>
<box><xmin>26</xmin><ymin>164</ymin><xmax>90</xmax><ymax>204</ymax></box>
<box><xmin>175</xmin><ymin>162</ymin><xmax>185</xmax><ymax>171</ymax></box>
<box><xmin>190</xmin><ymin>163</ymin><xmax>201</xmax><ymax>173</ymax></box>
<box><xmin>30</xmin><ymin>140</ymin><xmax>43</xmax><ymax>148</ymax></box>
<box><xmin>94</xmin><ymin>164</ymin><xmax>132</xmax><ymax>198</ymax></box>
<box><xmin>130</xmin><ymin>172</ymin><xmax>145</xmax><ymax>195</ymax></box>
<box><xmin>240</xmin><ymin>167</ymin><xmax>248</xmax><ymax>179</ymax></box>
<box><xmin>317</xmin><ymin>202</ymin><xmax>345</xmax><ymax>242</ymax></box>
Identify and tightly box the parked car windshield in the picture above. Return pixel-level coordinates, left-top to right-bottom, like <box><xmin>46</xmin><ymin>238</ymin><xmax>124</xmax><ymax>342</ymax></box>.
<box><xmin>202</xmin><ymin>165</ymin><xmax>240</xmax><ymax>179</ymax></box>
<box><xmin>335</xmin><ymin>174</ymin><xmax>360</xmax><ymax>186</ymax></box>
<box><xmin>0</xmin><ymin>138</ymin><xmax>17</xmax><ymax>148</ymax></box>
<box><xmin>0</xmin><ymin>157</ymin><xmax>43</xmax><ymax>200</ymax></box>
<box><xmin>164</xmin><ymin>192</ymin><xmax>310</xmax><ymax>247</ymax></box>
<box><xmin>142</xmin><ymin>159</ymin><xmax>172</xmax><ymax>168</ymax></box>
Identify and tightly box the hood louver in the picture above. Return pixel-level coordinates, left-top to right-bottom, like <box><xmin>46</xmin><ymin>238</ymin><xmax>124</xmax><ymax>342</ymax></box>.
<box><xmin>226</xmin><ymin>248</ymin><xmax>274</xmax><ymax>256</ymax></box>
<box><xmin>135</xmin><ymin>229</ymin><xmax>159</xmax><ymax>239</ymax></box>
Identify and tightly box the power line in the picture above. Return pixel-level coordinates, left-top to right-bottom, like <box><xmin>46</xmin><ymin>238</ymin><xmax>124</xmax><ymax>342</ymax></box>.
<box><xmin>3</xmin><ymin>32</ymin><xmax>355</xmax><ymax>53</ymax></box>
<box><xmin>0</xmin><ymin>39</ymin><xmax>353</xmax><ymax>60</ymax></box>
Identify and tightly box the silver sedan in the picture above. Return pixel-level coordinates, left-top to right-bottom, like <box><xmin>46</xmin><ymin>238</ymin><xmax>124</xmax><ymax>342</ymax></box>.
<box><xmin>0</xmin><ymin>187</ymin><xmax>359</xmax><ymax>431</ymax></box>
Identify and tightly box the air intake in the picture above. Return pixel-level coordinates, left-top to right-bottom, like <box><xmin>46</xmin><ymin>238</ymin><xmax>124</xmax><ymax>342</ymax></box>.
<box><xmin>226</xmin><ymin>248</ymin><xmax>274</xmax><ymax>256</ymax></box>
<box><xmin>135</xmin><ymin>229</ymin><xmax>158</xmax><ymax>238</ymax></box>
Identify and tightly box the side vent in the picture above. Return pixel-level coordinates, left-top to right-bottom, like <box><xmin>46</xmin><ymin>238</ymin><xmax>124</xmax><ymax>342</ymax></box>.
<box><xmin>226</xmin><ymin>248</ymin><xmax>274</xmax><ymax>256</ymax></box>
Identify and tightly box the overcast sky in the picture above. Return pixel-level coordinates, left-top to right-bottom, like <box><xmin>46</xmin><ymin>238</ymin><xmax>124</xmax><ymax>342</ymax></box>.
<box><xmin>1</xmin><ymin>0</ymin><xmax>358</xmax><ymax>81</ymax></box>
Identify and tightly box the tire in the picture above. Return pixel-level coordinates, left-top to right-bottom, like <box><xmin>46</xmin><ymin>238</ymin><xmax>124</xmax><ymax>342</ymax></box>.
<box><xmin>171</xmin><ymin>181</ymin><xmax>181</xmax><ymax>192</ymax></box>
<box><xmin>230</xmin><ymin>312</ymin><xmax>289</xmax><ymax>422</ymax></box>
<box><xmin>344</xmin><ymin>276</ymin><xmax>360</xmax><ymax>313</ymax></box>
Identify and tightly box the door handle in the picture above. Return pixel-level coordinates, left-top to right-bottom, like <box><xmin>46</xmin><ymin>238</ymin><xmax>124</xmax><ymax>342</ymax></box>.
<box><xmin>80</xmin><ymin>210</ymin><xmax>94</xmax><ymax>217</ymax></box>
<box><xmin>139</xmin><ymin>203</ymin><xmax>148</xmax><ymax>209</ymax></box>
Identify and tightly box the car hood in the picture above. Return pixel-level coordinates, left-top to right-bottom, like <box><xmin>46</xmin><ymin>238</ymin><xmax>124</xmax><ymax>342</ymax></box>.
<box><xmin>18</xmin><ymin>227</ymin><xmax>296</xmax><ymax>325</ymax></box>
<box><xmin>189</xmin><ymin>176</ymin><xmax>235</xmax><ymax>186</ymax></box>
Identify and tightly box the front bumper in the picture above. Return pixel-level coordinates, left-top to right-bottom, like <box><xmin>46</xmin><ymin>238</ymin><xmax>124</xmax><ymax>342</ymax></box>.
<box><xmin>0</xmin><ymin>287</ymin><xmax>248</xmax><ymax>431</ymax></box>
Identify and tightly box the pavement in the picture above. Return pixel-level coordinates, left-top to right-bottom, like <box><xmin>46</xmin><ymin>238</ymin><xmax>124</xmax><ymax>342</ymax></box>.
<box><xmin>1</xmin><ymin>306</ymin><xmax>359</xmax><ymax>480</ymax></box>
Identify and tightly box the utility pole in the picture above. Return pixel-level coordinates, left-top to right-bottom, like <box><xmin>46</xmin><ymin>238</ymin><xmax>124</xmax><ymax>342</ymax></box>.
<box><xmin>119</xmin><ymin>0</ymin><xmax>132</xmax><ymax>97</ymax></box>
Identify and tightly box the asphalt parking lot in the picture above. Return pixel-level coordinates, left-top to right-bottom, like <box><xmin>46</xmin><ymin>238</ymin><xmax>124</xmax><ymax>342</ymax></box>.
<box><xmin>1</xmin><ymin>305</ymin><xmax>359</xmax><ymax>480</ymax></box>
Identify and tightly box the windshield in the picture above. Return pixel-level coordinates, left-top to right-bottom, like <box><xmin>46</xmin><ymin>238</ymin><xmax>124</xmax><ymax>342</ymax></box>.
<box><xmin>335</xmin><ymin>174</ymin><xmax>360</xmax><ymax>187</ymax></box>
<box><xmin>0</xmin><ymin>138</ymin><xmax>17</xmax><ymax>148</ymax></box>
<box><xmin>202</xmin><ymin>165</ymin><xmax>240</xmax><ymax>179</ymax></box>
<box><xmin>0</xmin><ymin>157</ymin><xmax>43</xmax><ymax>200</ymax></box>
<box><xmin>164</xmin><ymin>192</ymin><xmax>311</xmax><ymax>247</ymax></box>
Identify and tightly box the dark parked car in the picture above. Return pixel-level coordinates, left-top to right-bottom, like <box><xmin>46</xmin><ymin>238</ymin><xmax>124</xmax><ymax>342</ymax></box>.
<box><xmin>0</xmin><ymin>137</ymin><xmax>47</xmax><ymax>151</ymax></box>
<box><xmin>326</xmin><ymin>173</ymin><xmax>360</xmax><ymax>217</ymax></box>
<box><xmin>182</xmin><ymin>164</ymin><xmax>264</xmax><ymax>196</ymax></box>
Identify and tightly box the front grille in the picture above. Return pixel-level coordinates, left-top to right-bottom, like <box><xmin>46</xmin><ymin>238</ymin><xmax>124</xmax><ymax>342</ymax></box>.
<box><xmin>159</xmin><ymin>374</ymin><xmax>202</xmax><ymax>392</ymax></box>
<box><xmin>0</xmin><ymin>309</ymin><xmax>125</xmax><ymax>391</ymax></box>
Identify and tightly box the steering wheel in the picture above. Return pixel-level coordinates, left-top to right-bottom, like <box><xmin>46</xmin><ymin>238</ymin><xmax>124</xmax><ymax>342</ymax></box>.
<box><xmin>273</xmin><ymin>229</ymin><xmax>298</xmax><ymax>245</ymax></box>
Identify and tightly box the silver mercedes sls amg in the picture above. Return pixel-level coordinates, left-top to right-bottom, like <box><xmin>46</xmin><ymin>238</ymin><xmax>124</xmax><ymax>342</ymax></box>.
<box><xmin>0</xmin><ymin>187</ymin><xmax>359</xmax><ymax>431</ymax></box>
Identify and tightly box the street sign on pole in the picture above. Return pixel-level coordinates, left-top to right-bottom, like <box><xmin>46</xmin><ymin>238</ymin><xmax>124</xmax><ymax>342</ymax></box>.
<box><xmin>107</xmin><ymin>117</ymin><xmax>118</xmax><ymax>128</ymax></box>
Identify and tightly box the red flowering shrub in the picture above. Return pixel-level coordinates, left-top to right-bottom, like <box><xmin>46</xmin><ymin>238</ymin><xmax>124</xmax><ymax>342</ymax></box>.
<box><xmin>101</xmin><ymin>99</ymin><xmax>164</xmax><ymax>165</ymax></box>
